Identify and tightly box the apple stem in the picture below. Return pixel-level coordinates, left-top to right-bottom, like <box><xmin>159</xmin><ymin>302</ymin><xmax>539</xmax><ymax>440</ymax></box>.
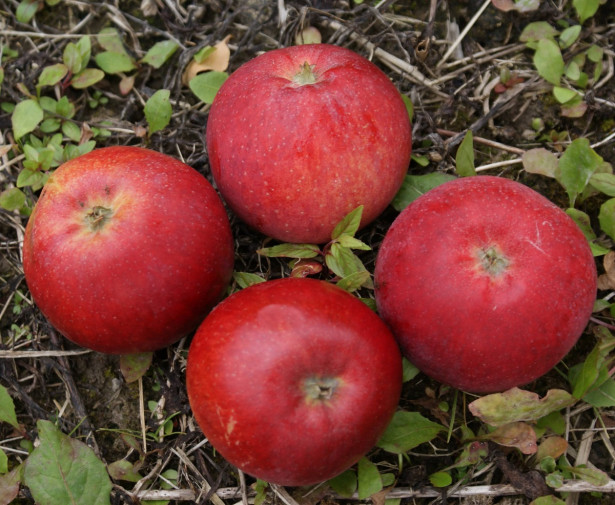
<box><xmin>85</xmin><ymin>206</ymin><xmax>114</xmax><ymax>232</ymax></box>
<box><xmin>292</xmin><ymin>62</ymin><xmax>318</xmax><ymax>86</ymax></box>
<box><xmin>477</xmin><ymin>246</ymin><xmax>509</xmax><ymax>276</ymax></box>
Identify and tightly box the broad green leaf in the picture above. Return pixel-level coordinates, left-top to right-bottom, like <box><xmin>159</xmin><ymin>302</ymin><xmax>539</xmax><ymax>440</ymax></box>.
<box><xmin>455</xmin><ymin>131</ymin><xmax>475</xmax><ymax>176</ymax></box>
<box><xmin>0</xmin><ymin>465</ymin><xmax>21</xmax><ymax>505</ymax></box>
<box><xmin>581</xmin><ymin>377</ymin><xmax>615</xmax><ymax>408</ymax></box>
<box><xmin>0</xmin><ymin>385</ymin><xmax>19</xmax><ymax>430</ymax></box>
<box><xmin>23</xmin><ymin>420</ymin><xmax>112</xmax><ymax>505</ymax></box>
<box><xmin>188</xmin><ymin>71</ymin><xmax>228</xmax><ymax>104</ymax></box>
<box><xmin>95</xmin><ymin>51</ymin><xmax>136</xmax><ymax>74</ymax></box>
<box><xmin>392</xmin><ymin>173</ymin><xmax>456</xmax><ymax>211</ymax></box>
<box><xmin>534</xmin><ymin>38</ymin><xmax>564</xmax><ymax>85</ymax></box>
<box><xmin>569</xmin><ymin>327</ymin><xmax>615</xmax><ymax>398</ymax></box>
<box><xmin>598</xmin><ymin>198</ymin><xmax>615</xmax><ymax>240</ymax></box>
<box><xmin>17</xmin><ymin>168</ymin><xmax>45</xmax><ymax>189</ymax></box>
<box><xmin>468</xmin><ymin>388</ymin><xmax>576</xmax><ymax>426</ymax></box>
<box><xmin>16</xmin><ymin>0</ymin><xmax>40</xmax><ymax>23</ymax></box>
<box><xmin>553</xmin><ymin>86</ymin><xmax>578</xmax><ymax>104</ymax></box>
<box><xmin>97</xmin><ymin>28</ymin><xmax>127</xmax><ymax>54</ymax></box>
<box><xmin>37</xmin><ymin>63</ymin><xmax>68</xmax><ymax>88</ymax></box>
<box><xmin>559</xmin><ymin>25</ymin><xmax>582</xmax><ymax>49</ymax></box>
<box><xmin>522</xmin><ymin>148</ymin><xmax>558</xmax><ymax>178</ymax></box>
<box><xmin>402</xmin><ymin>358</ymin><xmax>420</xmax><ymax>382</ymax></box>
<box><xmin>141</xmin><ymin>40</ymin><xmax>179</xmax><ymax>69</ymax></box>
<box><xmin>519</xmin><ymin>21</ymin><xmax>558</xmax><ymax>44</ymax></box>
<box><xmin>56</xmin><ymin>96</ymin><xmax>75</xmax><ymax>118</ymax></box>
<box><xmin>336</xmin><ymin>234</ymin><xmax>370</xmax><ymax>251</ymax></box>
<box><xmin>589</xmin><ymin>172</ymin><xmax>615</xmax><ymax>197</ymax></box>
<box><xmin>119</xmin><ymin>352</ymin><xmax>153</xmax><ymax>384</ymax></box>
<box><xmin>257</xmin><ymin>243</ymin><xmax>320</xmax><ymax>259</ymax></box>
<box><xmin>357</xmin><ymin>458</ymin><xmax>382</xmax><ymax>500</ymax></box>
<box><xmin>573</xmin><ymin>0</ymin><xmax>600</xmax><ymax>23</ymax></box>
<box><xmin>565</xmin><ymin>208</ymin><xmax>596</xmax><ymax>240</ymax></box>
<box><xmin>545</xmin><ymin>471</ymin><xmax>564</xmax><ymax>489</ymax></box>
<box><xmin>331</xmin><ymin>205</ymin><xmax>363</xmax><ymax>240</ymax></box>
<box><xmin>232</xmin><ymin>271</ymin><xmax>266</xmax><ymax>289</ymax></box>
<box><xmin>12</xmin><ymin>99</ymin><xmax>43</xmax><ymax>140</ymax></box>
<box><xmin>429</xmin><ymin>471</ymin><xmax>452</xmax><ymax>488</ymax></box>
<box><xmin>568</xmin><ymin>465</ymin><xmax>610</xmax><ymax>486</ymax></box>
<box><xmin>530</xmin><ymin>496</ymin><xmax>566</xmax><ymax>505</ymax></box>
<box><xmin>481</xmin><ymin>422</ymin><xmax>537</xmax><ymax>454</ymax></box>
<box><xmin>144</xmin><ymin>89</ymin><xmax>172</xmax><ymax>135</ymax></box>
<box><xmin>62</xmin><ymin>121</ymin><xmax>81</xmax><ymax>143</ymax></box>
<box><xmin>336</xmin><ymin>270</ymin><xmax>371</xmax><ymax>293</ymax></box>
<box><xmin>377</xmin><ymin>411</ymin><xmax>445</xmax><ymax>454</ymax></box>
<box><xmin>328</xmin><ymin>470</ymin><xmax>357</xmax><ymax>497</ymax></box>
<box><xmin>558</xmin><ymin>137</ymin><xmax>603</xmax><ymax>206</ymax></box>
<box><xmin>0</xmin><ymin>188</ymin><xmax>27</xmax><ymax>211</ymax></box>
<box><xmin>70</xmin><ymin>68</ymin><xmax>104</xmax><ymax>89</ymax></box>
<box><xmin>565</xmin><ymin>61</ymin><xmax>581</xmax><ymax>81</ymax></box>
<box><xmin>107</xmin><ymin>460</ymin><xmax>143</xmax><ymax>482</ymax></box>
<box><xmin>586</xmin><ymin>44</ymin><xmax>603</xmax><ymax>63</ymax></box>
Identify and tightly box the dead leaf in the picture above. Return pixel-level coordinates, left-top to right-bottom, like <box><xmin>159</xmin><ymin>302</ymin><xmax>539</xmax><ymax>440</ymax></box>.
<box><xmin>491</xmin><ymin>0</ymin><xmax>540</xmax><ymax>12</ymax></box>
<box><xmin>290</xmin><ymin>259</ymin><xmax>323</xmax><ymax>278</ymax></box>
<box><xmin>536</xmin><ymin>436</ymin><xmax>568</xmax><ymax>461</ymax></box>
<box><xmin>484</xmin><ymin>422</ymin><xmax>537</xmax><ymax>454</ymax></box>
<box><xmin>119</xmin><ymin>74</ymin><xmax>136</xmax><ymax>95</ymax></box>
<box><xmin>295</xmin><ymin>26</ymin><xmax>322</xmax><ymax>45</ymax></box>
<box><xmin>182</xmin><ymin>35</ymin><xmax>231</xmax><ymax>86</ymax></box>
<box><xmin>598</xmin><ymin>251</ymin><xmax>615</xmax><ymax>290</ymax></box>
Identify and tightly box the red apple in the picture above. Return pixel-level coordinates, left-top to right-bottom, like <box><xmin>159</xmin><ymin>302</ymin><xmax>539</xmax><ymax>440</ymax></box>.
<box><xmin>186</xmin><ymin>277</ymin><xmax>402</xmax><ymax>486</ymax></box>
<box><xmin>22</xmin><ymin>146</ymin><xmax>234</xmax><ymax>354</ymax></box>
<box><xmin>206</xmin><ymin>43</ymin><xmax>412</xmax><ymax>244</ymax></box>
<box><xmin>374</xmin><ymin>175</ymin><xmax>597</xmax><ymax>393</ymax></box>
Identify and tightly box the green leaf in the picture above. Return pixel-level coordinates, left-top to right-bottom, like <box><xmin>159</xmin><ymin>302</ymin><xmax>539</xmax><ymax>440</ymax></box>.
<box><xmin>392</xmin><ymin>173</ymin><xmax>456</xmax><ymax>211</ymax></box>
<box><xmin>598</xmin><ymin>198</ymin><xmax>615</xmax><ymax>240</ymax></box>
<box><xmin>569</xmin><ymin>327</ymin><xmax>615</xmax><ymax>399</ymax></box>
<box><xmin>568</xmin><ymin>465</ymin><xmax>610</xmax><ymax>486</ymax></box>
<box><xmin>194</xmin><ymin>46</ymin><xmax>216</xmax><ymax>63</ymax></box>
<box><xmin>401</xmin><ymin>94</ymin><xmax>413</xmax><ymax>123</ymax></box>
<box><xmin>97</xmin><ymin>28</ymin><xmax>127</xmax><ymax>54</ymax></box>
<box><xmin>188</xmin><ymin>71</ymin><xmax>228</xmax><ymax>104</ymax></box>
<box><xmin>558</xmin><ymin>137</ymin><xmax>603</xmax><ymax>206</ymax></box>
<box><xmin>16</xmin><ymin>0</ymin><xmax>40</xmax><ymax>23</ymax></box>
<box><xmin>336</xmin><ymin>235</ymin><xmax>370</xmax><ymax>250</ymax></box>
<box><xmin>63</xmin><ymin>40</ymin><xmax>85</xmax><ymax>75</ymax></box>
<box><xmin>468</xmin><ymin>388</ymin><xmax>576</xmax><ymax>427</ymax></box>
<box><xmin>37</xmin><ymin>63</ymin><xmax>68</xmax><ymax>88</ymax></box>
<box><xmin>141</xmin><ymin>40</ymin><xmax>179</xmax><ymax>69</ymax></box>
<box><xmin>336</xmin><ymin>270</ymin><xmax>372</xmax><ymax>292</ymax></box>
<box><xmin>62</xmin><ymin>121</ymin><xmax>81</xmax><ymax>143</ymax></box>
<box><xmin>12</xmin><ymin>99</ymin><xmax>43</xmax><ymax>140</ymax></box>
<box><xmin>559</xmin><ymin>25</ymin><xmax>582</xmax><ymax>49</ymax></box>
<box><xmin>357</xmin><ymin>458</ymin><xmax>382</xmax><ymax>500</ymax></box>
<box><xmin>325</xmin><ymin>243</ymin><xmax>368</xmax><ymax>280</ymax></box>
<box><xmin>328</xmin><ymin>470</ymin><xmax>357</xmax><ymax>497</ymax></box>
<box><xmin>573</xmin><ymin>0</ymin><xmax>600</xmax><ymax>23</ymax></box>
<box><xmin>377</xmin><ymin>411</ymin><xmax>445</xmax><ymax>454</ymax></box>
<box><xmin>530</xmin><ymin>495</ymin><xmax>566</xmax><ymax>505</ymax></box>
<box><xmin>144</xmin><ymin>89</ymin><xmax>172</xmax><ymax>135</ymax></box>
<box><xmin>0</xmin><ymin>385</ymin><xmax>19</xmax><ymax>430</ymax></box>
<box><xmin>522</xmin><ymin>148</ymin><xmax>559</xmax><ymax>178</ymax></box>
<box><xmin>582</xmin><ymin>378</ymin><xmax>615</xmax><ymax>408</ymax></box>
<box><xmin>70</xmin><ymin>68</ymin><xmax>104</xmax><ymax>89</ymax></box>
<box><xmin>107</xmin><ymin>460</ymin><xmax>143</xmax><ymax>483</ymax></box>
<box><xmin>0</xmin><ymin>188</ymin><xmax>27</xmax><ymax>211</ymax></box>
<box><xmin>331</xmin><ymin>205</ymin><xmax>363</xmax><ymax>240</ymax></box>
<box><xmin>553</xmin><ymin>86</ymin><xmax>579</xmax><ymax>104</ymax></box>
<box><xmin>519</xmin><ymin>21</ymin><xmax>558</xmax><ymax>45</ymax></box>
<box><xmin>257</xmin><ymin>243</ymin><xmax>320</xmax><ymax>259</ymax></box>
<box><xmin>429</xmin><ymin>471</ymin><xmax>452</xmax><ymax>488</ymax></box>
<box><xmin>589</xmin><ymin>172</ymin><xmax>615</xmax><ymax>197</ymax></box>
<box><xmin>119</xmin><ymin>352</ymin><xmax>153</xmax><ymax>384</ymax></box>
<box><xmin>23</xmin><ymin>420</ymin><xmax>112</xmax><ymax>505</ymax></box>
<box><xmin>402</xmin><ymin>358</ymin><xmax>420</xmax><ymax>382</ymax></box>
<box><xmin>455</xmin><ymin>131</ymin><xmax>475</xmax><ymax>176</ymax></box>
<box><xmin>586</xmin><ymin>44</ymin><xmax>604</xmax><ymax>63</ymax></box>
<box><xmin>232</xmin><ymin>271</ymin><xmax>266</xmax><ymax>289</ymax></box>
<box><xmin>17</xmin><ymin>168</ymin><xmax>45</xmax><ymax>189</ymax></box>
<box><xmin>95</xmin><ymin>51</ymin><xmax>136</xmax><ymax>74</ymax></box>
<box><xmin>565</xmin><ymin>208</ymin><xmax>596</xmax><ymax>240</ymax></box>
<box><xmin>534</xmin><ymin>38</ymin><xmax>564</xmax><ymax>85</ymax></box>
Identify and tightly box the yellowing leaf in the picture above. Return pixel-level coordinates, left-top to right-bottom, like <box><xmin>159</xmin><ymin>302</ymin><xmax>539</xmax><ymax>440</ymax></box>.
<box><xmin>536</xmin><ymin>436</ymin><xmax>568</xmax><ymax>461</ymax></box>
<box><xmin>482</xmin><ymin>422</ymin><xmax>537</xmax><ymax>454</ymax></box>
<box><xmin>182</xmin><ymin>35</ymin><xmax>231</xmax><ymax>85</ymax></box>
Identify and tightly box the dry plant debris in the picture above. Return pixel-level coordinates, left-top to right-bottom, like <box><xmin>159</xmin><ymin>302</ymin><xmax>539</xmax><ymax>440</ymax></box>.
<box><xmin>0</xmin><ymin>1</ymin><xmax>615</xmax><ymax>504</ymax></box>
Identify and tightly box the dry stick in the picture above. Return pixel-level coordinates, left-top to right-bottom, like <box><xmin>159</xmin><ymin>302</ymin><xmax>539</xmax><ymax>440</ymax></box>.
<box><xmin>0</xmin><ymin>349</ymin><xmax>92</xmax><ymax>359</ymax></box>
<box><xmin>436</xmin><ymin>128</ymin><xmax>525</xmax><ymax>155</ymax></box>
<box><xmin>437</xmin><ymin>0</ymin><xmax>492</xmax><ymax>67</ymax></box>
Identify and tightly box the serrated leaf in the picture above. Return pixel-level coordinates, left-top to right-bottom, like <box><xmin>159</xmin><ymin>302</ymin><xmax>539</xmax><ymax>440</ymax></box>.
<box><xmin>357</xmin><ymin>458</ymin><xmax>382</xmax><ymax>500</ymax></box>
<box><xmin>325</xmin><ymin>243</ymin><xmax>365</xmax><ymax>279</ymax></box>
<box><xmin>468</xmin><ymin>388</ymin><xmax>576</xmax><ymax>427</ymax></box>
<box><xmin>573</xmin><ymin>0</ymin><xmax>600</xmax><ymax>23</ymax></box>
<box><xmin>95</xmin><ymin>51</ymin><xmax>136</xmax><ymax>74</ymax></box>
<box><xmin>559</xmin><ymin>25</ymin><xmax>582</xmax><ymax>49</ymax></box>
<box><xmin>328</xmin><ymin>470</ymin><xmax>357</xmax><ymax>497</ymax></box>
<box><xmin>144</xmin><ymin>89</ymin><xmax>172</xmax><ymax>135</ymax></box>
<box><xmin>534</xmin><ymin>38</ymin><xmax>564</xmax><ymax>85</ymax></box>
<box><xmin>558</xmin><ymin>137</ymin><xmax>603</xmax><ymax>206</ymax></box>
<box><xmin>0</xmin><ymin>385</ymin><xmax>19</xmax><ymax>430</ymax></box>
<box><xmin>70</xmin><ymin>68</ymin><xmax>104</xmax><ymax>89</ymax></box>
<box><xmin>23</xmin><ymin>420</ymin><xmax>112</xmax><ymax>505</ymax></box>
<box><xmin>16</xmin><ymin>0</ymin><xmax>40</xmax><ymax>23</ymax></box>
<box><xmin>455</xmin><ymin>131</ymin><xmax>475</xmax><ymax>177</ymax></box>
<box><xmin>232</xmin><ymin>271</ymin><xmax>266</xmax><ymax>289</ymax></box>
<box><xmin>481</xmin><ymin>422</ymin><xmax>537</xmax><ymax>454</ymax></box>
<box><xmin>392</xmin><ymin>173</ymin><xmax>456</xmax><ymax>211</ymax></box>
<box><xmin>188</xmin><ymin>71</ymin><xmax>228</xmax><ymax>104</ymax></box>
<box><xmin>257</xmin><ymin>243</ymin><xmax>320</xmax><ymax>259</ymax></box>
<box><xmin>142</xmin><ymin>40</ymin><xmax>179</xmax><ymax>69</ymax></box>
<box><xmin>377</xmin><ymin>411</ymin><xmax>445</xmax><ymax>454</ymax></box>
<box><xmin>331</xmin><ymin>205</ymin><xmax>364</xmax><ymax>240</ymax></box>
<box><xmin>12</xmin><ymin>99</ymin><xmax>43</xmax><ymax>140</ymax></box>
<box><xmin>119</xmin><ymin>352</ymin><xmax>153</xmax><ymax>384</ymax></box>
<box><xmin>336</xmin><ymin>270</ymin><xmax>371</xmax><ymax>292</ymax></box>
<box><xmin>336</xmin><ymin>235</ymin><xmax>371</xmax><ymax>250</ymax></box>
<box><xmin>522</xmin><ymin>148</ymin><xmax>559</xmax><ymax>178</ymax></box>
<box><xmin>37</xmin><ymin>63</ymin><xmax>68</xmax><ymax>88</ymax></box>
<box><xmin>0</xmin><ymin>188</ymin><xmax>27</xmax><ymax>211</ymax></box>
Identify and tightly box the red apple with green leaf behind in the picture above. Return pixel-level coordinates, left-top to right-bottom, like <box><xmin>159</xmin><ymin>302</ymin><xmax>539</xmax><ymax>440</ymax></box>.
<box><xmin>206</xmin><ymin>43</ymin><xmax>412</xmax><ymax>244</ymax></box>
<box><xmin>22</xmin><ymin>146</ymin><xmax>235</xmax><ymax>354</ymax></box>
<box><xmin>186</xmin><ymin>277</ymin><xmax>402</xmax><ymax>486</ymax></box>
<box><xmin>374</xmin><ymin>175</ymin><xmax>597</xmax><ymax>394</ymax></box>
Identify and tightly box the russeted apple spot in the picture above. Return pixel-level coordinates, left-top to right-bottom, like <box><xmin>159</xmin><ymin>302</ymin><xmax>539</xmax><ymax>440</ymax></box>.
<box><xmin>292</xmin><ymin>61</ymin><xmax>318</xmax><ymax>86</ymax></box>
<box><xmin>477</xmin><ymin>246</ymin><xmax>510</xmax><ymax>277</ymax></box>
<box><xmin>85</xmin><ymin>205</ymin><xmax>114</xmax><ymax>232</ymax></box>
<box><xmin>303</xmin><ymin>376</ymin><xmax>340</xmax><ymax>403</ymax></box>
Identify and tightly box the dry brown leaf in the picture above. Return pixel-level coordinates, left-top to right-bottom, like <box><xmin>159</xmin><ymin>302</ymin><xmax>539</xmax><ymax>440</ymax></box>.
<box><xmin>182</xmin><ymin>35</ymin><xmax>231</xmax><ymax>86</ymax></box>
<box><xmin>598</xmin><ymin>251</ymin><xmax>615</xmax><ymax>290</ymax></box>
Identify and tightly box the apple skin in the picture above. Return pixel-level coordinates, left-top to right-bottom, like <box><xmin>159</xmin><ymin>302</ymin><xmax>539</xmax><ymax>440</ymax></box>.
<box><xmin>22</xmin><ymin>146</ymin><xmax>235</xmax><ymax>354</ymax></box>
<box><xmin>374</xmin><ymin>175</ymin><xmax>597</xmax><ymax>394</ymax></box>
<box><xmin>186</xmin><ymin>277</ymin><xmax>402</xmax><ymax>486</ymax></box>
<box><xmin>206</xmin><ymin>43</ymin><xmax>412</xmax><ymax>244</ymax></box>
